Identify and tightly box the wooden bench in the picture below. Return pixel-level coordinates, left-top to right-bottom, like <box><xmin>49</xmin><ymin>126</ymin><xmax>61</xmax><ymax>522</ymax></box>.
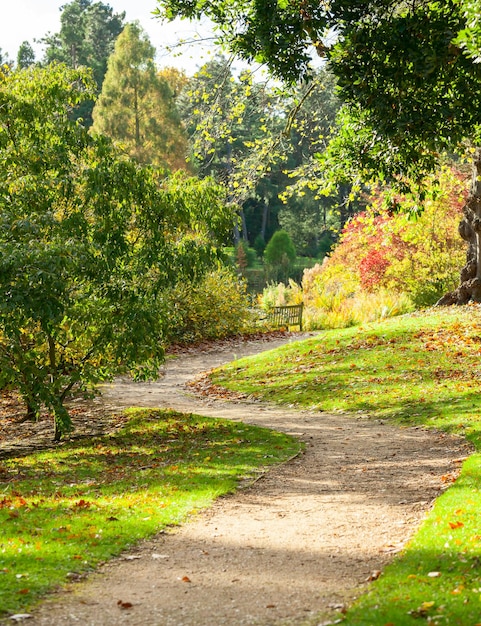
<box><xmin>267</xmin><ymin>303</ymin><xmax>304</xmax><ymax>331</ymax></box>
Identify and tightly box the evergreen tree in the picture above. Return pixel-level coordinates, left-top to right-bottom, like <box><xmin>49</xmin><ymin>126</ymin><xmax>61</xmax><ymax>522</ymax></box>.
<box><xmin>16</xmin><ymin>41</ymin><xmax>35</xmax><ymax>69</ymax></box>
<box><xmin>91</xmin><ymin>22</ymin><xmax>188</xmax><ymax>170</ymax></box>
<box><xmin>42</xmin><ymin>0</ymin><xmax>125</xmax><ymax>125</ymax></box>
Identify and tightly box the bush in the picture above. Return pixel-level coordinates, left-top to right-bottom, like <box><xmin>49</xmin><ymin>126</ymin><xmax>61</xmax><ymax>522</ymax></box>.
<box><xmin>327</xmin><ymin>166</ymin><xmax>466</xmax><ymax>306</ymax></box>
<box><xmin>165</xmin><ymin>267</ymin><xmax>256</xmax><ymax>344</ymax></box>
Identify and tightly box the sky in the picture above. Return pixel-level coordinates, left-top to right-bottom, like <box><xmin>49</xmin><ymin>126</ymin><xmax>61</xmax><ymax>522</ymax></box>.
<box><xmin>0</xmin><ymin>0</ymin><xmax>216</xmax><ymax>75</ymax></box>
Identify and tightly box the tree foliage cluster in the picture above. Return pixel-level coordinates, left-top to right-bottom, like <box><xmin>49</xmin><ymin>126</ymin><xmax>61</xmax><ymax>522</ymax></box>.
<box><xmin>177</xmin><ymin>55</ymin><xmax>347</xmax><ymax>257</ymax></box>
<box><xmin>0</xmin><ymin>63</ymin><xmax>231</xmax><ymax>439</ymax></box>
<box><xmin>91</xmin><ymin>22</ymin><xmax>188</xmax><ymax>171</ymax></box>
<box><xmin>156</xmin><ymin>0</ymin><xmax>481</xmax><ymax>303</ymax></box>
<box><xmin>6</xmin><ymin>1</ymin><xmax>352</xmax><ymax>260</ymax></box>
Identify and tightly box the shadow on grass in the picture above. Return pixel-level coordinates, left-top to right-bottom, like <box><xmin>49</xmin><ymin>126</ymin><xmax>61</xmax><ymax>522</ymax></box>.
<box><xmin>0</xmin><ymin>409</ymin><xmax>302</xmax><ymax>617</ymax></box>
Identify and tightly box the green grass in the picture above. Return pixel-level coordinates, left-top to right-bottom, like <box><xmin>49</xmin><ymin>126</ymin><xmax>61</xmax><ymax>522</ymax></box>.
<box><xmin>211</xmin><ymin>305</ymin><xmax>481</xmax><ymax>625</ymax></box>
<box><xmin>0</xmin><ymin>408</ymin><xmax>301</xmax><ymax>618</ymax></box>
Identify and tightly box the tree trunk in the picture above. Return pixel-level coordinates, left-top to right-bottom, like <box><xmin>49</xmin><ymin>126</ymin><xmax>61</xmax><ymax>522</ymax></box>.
<box><xmin>134</xmin><ymin>83</ymin><xmax>140</xmax><ymax>148</ymax></box>
<box><xmin>17</xmin><ymin>402</ymin><xmax>38</xmax><ymax>423</ymax></box>
<box><xmin>437</xmin><ymin>147</ymin><xmax>481</xmax><ymax>305</ymax></box>
<box><xmin>233</xmin><ymin>215</ymin><xmax>241</xmax><ymax>245</ymax></box>
<box><xmin>261</xmin><ymin>200</ymin><xmax>269</xmax><ymax>240</ymax></box>
<box><xmin>240</xmin><ymin>208</ymin><xmax>249</xmax><ymax>242</ymax></box>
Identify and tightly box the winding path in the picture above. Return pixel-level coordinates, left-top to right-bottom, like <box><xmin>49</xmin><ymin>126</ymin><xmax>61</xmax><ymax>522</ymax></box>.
<box><xmin>28</xmin><ymin>334</ymin><xmax>470</xmax><ymax>625</ymax></box>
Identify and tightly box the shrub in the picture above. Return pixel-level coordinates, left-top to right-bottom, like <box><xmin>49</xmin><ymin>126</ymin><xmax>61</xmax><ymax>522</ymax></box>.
<box><xmin>165</xmin><ymin>267</ymin><xmax>256</xmax><ymax>344</ymax></box>
<box><xmin>318</xmin><ymin>166</ymin><xmax>466</xmax><ymax>308</ymax></box>
<box><xmin>359</xmin><ymin>249</ymin><xmax>391</xmax><ymax>290</ymax></box>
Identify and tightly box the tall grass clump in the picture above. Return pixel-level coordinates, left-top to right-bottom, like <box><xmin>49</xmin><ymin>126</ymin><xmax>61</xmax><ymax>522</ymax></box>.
<box><xmin>300</xmin><ymin>262</ymin><xmax>413</xmax><ymax>329</ymax></box>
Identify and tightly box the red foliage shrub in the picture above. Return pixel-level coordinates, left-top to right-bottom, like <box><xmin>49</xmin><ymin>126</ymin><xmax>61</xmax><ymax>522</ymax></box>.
<box><xmin>359</xmin><ymin>249</ymin><xmax>391</xmax><ymax>290</ymax></box>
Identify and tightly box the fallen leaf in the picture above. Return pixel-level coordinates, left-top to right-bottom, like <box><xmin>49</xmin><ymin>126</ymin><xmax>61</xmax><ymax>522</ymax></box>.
<box><xmin>449</xmin><ymin>521</ymin><xmax>464</xmax><ymax>529</ymax></box>
<box><xmin>408</xmin><ymin>601</ymin><xmax>435</xmax><ymax>618</ymax></box>
<box><xmin>73</xmin><ymin>499</ymin><xmax>91</xmax><ymax>509</ymax></box>
<box><xmin>117</xmin><ymin>600</ymin><xmax>133</xmax><ymax>609</ymax></box>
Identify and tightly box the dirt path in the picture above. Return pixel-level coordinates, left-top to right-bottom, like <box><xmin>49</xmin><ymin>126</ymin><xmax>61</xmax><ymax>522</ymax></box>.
<box><xmin>25</xmin><ymin>334</ymin><xmax>471</xmax><ymax>626</ymax></box>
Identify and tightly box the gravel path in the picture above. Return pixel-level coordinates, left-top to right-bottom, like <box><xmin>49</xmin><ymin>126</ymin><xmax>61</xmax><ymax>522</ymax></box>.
<box><xmin>23</xmin><ymin>333</ymin><xmax>471</xmax><ymax>626</ymax></box>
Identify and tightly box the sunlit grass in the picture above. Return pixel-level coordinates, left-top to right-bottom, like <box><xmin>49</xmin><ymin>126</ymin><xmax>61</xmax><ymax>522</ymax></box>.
<box><xmin>213</xmin><ymin>306</ymin><xmax>481</xmax><ymax>445</ymax></box>
<box><xmin>0</xmin><ymin>408</ymin><xmax>301</xmax><ymax>617</ymax></box>
<box><xmin>211</xmin><ymin>305</ymin><xmax>481</xmax><ymax>625</ymax></box>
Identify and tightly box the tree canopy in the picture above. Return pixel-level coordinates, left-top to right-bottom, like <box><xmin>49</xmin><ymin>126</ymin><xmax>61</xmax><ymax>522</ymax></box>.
<box><xmin>156</xmin><ymin>0</ymin><xmax>481</xmax><ymax>152</ymax></box>
<box><xmin>0</xmin><ymin>63</ymin><xmax>230</xmax><ymax>439</ymax></box>
<box><xmin>43</xmin><ymin>0</ymin><xmax>125</xmax><ymax>124</ymax></box>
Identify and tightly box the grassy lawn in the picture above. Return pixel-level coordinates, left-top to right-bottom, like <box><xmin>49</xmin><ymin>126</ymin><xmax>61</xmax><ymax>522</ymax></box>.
<box><xmin>211</xmin><ymin>305</ymin><xmax>481</xmax><ymax>625</ymax></box>
<box><xmin>0</xmin><ymin>408</ymin><xmax>301</xmax><ymax>618</ymax></box>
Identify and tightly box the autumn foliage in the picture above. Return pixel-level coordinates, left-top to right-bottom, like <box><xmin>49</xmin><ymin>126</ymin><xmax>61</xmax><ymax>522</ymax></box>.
<box><xmin>297</xmin><ymin>167</ymin><xmax>467</xmax><ymax>328</ymax></box>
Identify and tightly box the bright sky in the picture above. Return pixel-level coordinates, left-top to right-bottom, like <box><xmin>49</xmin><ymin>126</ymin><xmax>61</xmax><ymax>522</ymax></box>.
<box><xmin>0</xmin><ymin>0</ymin><xmax>216</xmax><ymax>75</ymax></box>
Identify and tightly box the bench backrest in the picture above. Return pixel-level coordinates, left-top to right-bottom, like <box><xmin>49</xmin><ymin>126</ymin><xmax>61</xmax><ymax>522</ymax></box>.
<box><xmin>269</xmin><ymin>303</ymin><xmax>303</xmax><ymax>330</ymax></box>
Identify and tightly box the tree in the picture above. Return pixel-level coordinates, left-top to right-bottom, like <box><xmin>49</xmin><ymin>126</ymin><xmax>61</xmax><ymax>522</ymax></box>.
<box><xmin>179</xmin><ymin>55</ymin><xmax>327</xmax><ymax>248</ymax></box>
<box><xmin>278</xmin><ymin>68</ymin><xmax>354</xmax><ymax>256</ymax></box>
<box><xmin>91</xmin><ymin>22</ymin><xmax>188</xmax><ymax>170</ymax></box>
<box><xmin>264</xmin><ymin>230</ymin><xmax>296</xmax><ymax>283</ymax></box>
<box><xmin>180</xmin><ymin>58</ymin><xmax>348</xmax><ymax>256</ymax></box>
<box><xmin>155</xmin><ymin>0</ymin><xmax>481</xmax><ymax>303</ymax></box>
<box><xmin>0</xmin><ymin>63</ymin><xmax>231</xmax><ymax>440</ymax></box>
<box><xmin>43</xmin><ymin>0</ymin><xmax>125</xmax><ymax>125</ymax></box>
<box><xmin>16</xmin><ymin>41</ymin><xmax>35</xmax><ymax>69</ymax></box>
<box><xmin>177</xmin><ymin>55</ymin><xmax>284</xmax><ymax>243</ymax></box>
